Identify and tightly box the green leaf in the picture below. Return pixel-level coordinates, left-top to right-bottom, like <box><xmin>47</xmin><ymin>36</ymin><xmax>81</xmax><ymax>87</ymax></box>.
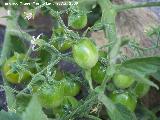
<box><xmin>22</xmin><ymin>94</ymin><xmax>48</xmax><ymax>120</ymax></box>
<box><xmin>135</xmin><ymin>105</ymin><xmax>157</xmax><ymax>120</ymax></box>
<box><xmin>18</xmin><ymin>15</ymin><xmax>29</xmax><ymax>29</ymax></box>
<box><xmin>119</xmin><ymin>57</ymin><xmax>160</xmax><ymax>89</ymax></box>
<box><xmin>120</xmin><ymin>67</ymin><xmax>159</xmax><ymax>89</ymax></box>
<box><xmin>98</xmin><ymin>93</ymin><xmax>137</xmax><ymax>120</ymax></box>
<box><xmin>4</xmin><ymin>86</ymin><xmax>16</xmax><ymax>112</ymax></box>
<box><xmin>0</xmin><ymin>110</ymin><xmax>21</xmax><ymax>120</ymax></box>
<box><xmin>152</xmin><ymin>69</ymin><xmax>160</xmax><ymax>81</ymax></box>
<box><xmin>121</xmin><ymin>57</ymin><xmax>160</xmax><ymax>76</ymax></box>
<box><xmin>10</xmin><ymin>35</ymin><xmax>27</xmax><ymax>54</ymax></box>
<box><xmin>16</xmin><ymin>94</ymin><xmax>32</xmax><ymax>113</ymax></box>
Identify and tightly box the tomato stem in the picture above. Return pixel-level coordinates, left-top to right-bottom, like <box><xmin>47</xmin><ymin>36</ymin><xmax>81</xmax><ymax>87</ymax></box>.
<box><xmin>85</xmin><ymin>69</ymin><xmax>94</xmax><ymax>90</ymax></box>
<box><xmin>115</xmin><ymin>2</ymin><xmax>160</xmax><ymax>12</ymax></box>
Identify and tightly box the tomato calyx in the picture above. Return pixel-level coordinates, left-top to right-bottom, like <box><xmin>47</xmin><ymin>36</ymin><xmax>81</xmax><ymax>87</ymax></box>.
<box><xmin>3</xmin><ymin>53</ymin><xmax>33</xmax><ymax>84</ymax></box>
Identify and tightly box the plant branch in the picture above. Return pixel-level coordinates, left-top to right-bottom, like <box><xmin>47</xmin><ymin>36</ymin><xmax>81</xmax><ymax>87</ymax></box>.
<box><xmin>116</xmin><ymin>2</ymin><xmax>160</xmax><ymax>12</ymax></box>
<box><xmin>85</xmin><ymin>69</ymin><xmax>94</xmax><ymax>90</ymax></box>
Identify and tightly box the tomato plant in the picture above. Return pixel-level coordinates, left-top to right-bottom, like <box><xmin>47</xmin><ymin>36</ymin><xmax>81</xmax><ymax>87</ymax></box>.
<box><xmin>1</xmin><ymin>0</ymin><xmax>160</xmax><ymax>120</ymax></box>
<box><xmin>109</xmin><ymin>91</ymin><xmax>137</xmax><ymax>112</ymax></box>
<box><xmin>113</xmin><ymin>73</ymin><xmax>135</xmax><ymax>89</ymax></box>
<box><xmin>2</xmin><ymin>53</ymin><xmax>31</xmax><ymax>84</ymax></box>
<box><xmin>73</xmin><ymin>38</ymin><xmax>98</xmax><ymax>69</ymax></box>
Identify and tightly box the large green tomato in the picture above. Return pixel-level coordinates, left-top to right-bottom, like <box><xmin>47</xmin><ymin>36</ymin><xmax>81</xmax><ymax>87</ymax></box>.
<box><xmin>37</xmin><ymin>82</ymin><xmax>64</xmax><ymax>108</ymax></box>
<box><xmin>133</xmin><ymin>82</ymin><xmax>150</xmax><ymax>98</ymax></box>
<box><xmin>68</xmin><ymin>13</ymin><xmax>87</xmax><ymax>30</ymax></box>
<box><xmin>73</xmin><ymin>38</ymin><xmax>98</xmax><ymax>69</ymax></box>
<box><xmin>61</xmin><ymin>79</ymin><xmax>80</xmax><ymax>97</ymax></box>
<box><xmin>113</xmin><ymin>73</ymin><xmax>135</xmax><ymax>89</ymax></box>
<box><xmin>2</xmin><ymin>54</ymin><xmax>31</xmax><ymax>84</ymax></box>
<box><xmin>53</xmin><ymin>96</ymin><xmax>79</xmax><ymax>117</ymax></box>
<box><xmin>109</xmin><ymin>91</ymin><xmax>137</xmax><ymax>112</ymax></box>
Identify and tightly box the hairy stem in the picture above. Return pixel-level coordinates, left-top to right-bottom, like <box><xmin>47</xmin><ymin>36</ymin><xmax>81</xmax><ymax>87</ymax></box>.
<box><xmin>85</xmin><ymin>69</ymin><xmax>94</xmax><ymax>90</ymax></box>
<box><xmin>116</xmin><ymin>2</ymin><xmax>160</xmax><ymax>12</ymax></box>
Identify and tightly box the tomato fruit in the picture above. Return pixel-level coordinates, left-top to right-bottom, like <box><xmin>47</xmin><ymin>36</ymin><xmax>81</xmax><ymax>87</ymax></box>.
<box><xmin>2</xmin><ymin>54</ymin><xmax>31</xmax><ymax>84</ymax></box>
<box><xmin>133</xmin><ymin>82</ymin><xmax>150</xmax><ymax>98</ymax></box>
<box><xmin>52</xmin><ymin>28</ymin><xmax>74</xmax><ymax>52</ymax></box>
<box><xmin>53</xmin><ymin>39</ymin><xmax>74</xmax><ymax>52</ymax></box>
<box><xmin>68</xmin><ymin>13</ymin><xmax>87</xmax><ymax>30</ymax></box>
<box><xmin>60</xmin><ymin>79</ymin><xmax>80</xmax><ymax>97</ymax></box>
<box><xmin>113</xmin><ymin>73</ymin><xmax>135</xmax><ymax>89</ymax></box>
<box><xmin>37</xmin><ymin>82</ymin><xmax>64</xmax><ymax>108</ymax></box>
<box><xmin>73</xmin><ymin>38</ymin><xmax>98</xmax><ymax>69</ymax></box>
<box><xmin>53</xmin><ymin>96</ymin><xmax>79</xmax><ymax>116</ymax></box>
<box><xmin>31</xmin><ymin>75</ymin><xmax>46</xmax><ymax>93</ymax></box>
<box><xmin>91</xmin><ymin>51</ymin><xmax>107</xmax><ymax>84</ymax></box>
<box><xmin>91</xmin><ymin>62</ymin><xmax>106</xmax><ymax>84</ymax></box>
<box><xmin>109</xmin><ymin>91</ymin><xmax>137</xmax><ymax>112</ymax></box>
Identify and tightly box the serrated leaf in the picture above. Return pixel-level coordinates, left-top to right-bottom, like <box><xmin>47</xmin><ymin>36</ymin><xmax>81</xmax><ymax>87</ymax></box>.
<box><xmin>16</xmin><ymin>94</ymin><xmax>32</xmax><ymax>113</ymax></box>
<box><xmin>120</xmin><ymin>67</ymin><xmax>159</xmax><ymax>89</ymax></box>
<box><xmin>22</xmin><ymin>95</ymin><xmax>48</xmax><ymax>120</ymax></box>
<box><xmin>135</xmin><ymin>105</ymin><xmax>157</xmax><ymax>120</ymax></box>
<box><xmin>121</xmin><ymin>57</ymin><xmax>160</xmax><ymax>76</ymax></box>
<box><xmin>0</xmin><ymin>110</ymin><xmax>21</xmax><ymax>120</ymax></box>
<box><xmin>4</xmin><ymin>86</ymin><xmax>16</xmax><ymax>112</ymax></box>
<box><xmin>152</xmin><ymin>69</ymin><xmax>160</xmax><ymax>81</ymax></box>
<box><xmin>119</xmin><ymin>57</ymin><xmax>160</xmax><ymax>89</ymax></box>
<box><xmin>98</xmin><ymin>93</ymin><xmax>137</xmax><ymax>120</ymax></box>
<box><xmin>10</xmin><ymin>35</ymin><xmax>27</xmax><ymax>53</ymax></box>
<box><xmin>18</xmin><ymin>15</ymin><xmax>29</xmax><ymax>29</ymax></box>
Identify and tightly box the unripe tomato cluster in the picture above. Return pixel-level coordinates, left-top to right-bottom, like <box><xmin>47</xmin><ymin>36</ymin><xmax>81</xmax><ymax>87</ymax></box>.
<box><xmin>36</xmin><ymin>71</ymin><xmax>80</xmax><ymax>116</ymax></box>
<box><xmin>72</xmin><ymin>37</ymin><xmax>150</xmax><ymax>112</ymax></box>
<box><xmin>2</xmin><ymin>53</ymin><xmax>80</xmax><ymax>117</ymax></box>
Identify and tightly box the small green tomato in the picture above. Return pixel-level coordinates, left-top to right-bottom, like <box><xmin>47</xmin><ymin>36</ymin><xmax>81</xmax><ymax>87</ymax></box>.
<box><xmin>109</xmin><ymin>91</ymin><xmax>137</xmax><ymax>112</ymax></box>
<box><xmin>73</xmin><ymin>38</ymin><xmax>98</xmax><ymax>69</ymax></box>
<box><xmin>113</xmin><ymin>73</ymin><xmax>135</xmax><ymax>89</ymax></box>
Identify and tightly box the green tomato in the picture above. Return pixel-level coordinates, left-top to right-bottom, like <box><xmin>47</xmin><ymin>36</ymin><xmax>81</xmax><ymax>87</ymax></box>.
<box><xmin>53</xmin><ymin>39</ymin><xmax>74</xmax><ymax>52</ymax></box>
<box><xmin>2</xmin><ymin>54</ymin><xmax>31</xmax><ymax>84</ymax></box>
<box><xmin>113</xmin><ymin>74</ymin><xmax>135</xmax><ymax>89</ymax></box>
<box><xmin>68</xmin><ymin>13</ymin><xmax>87</xmax><ymax>30</ymax></box>
<box><xmin>37</xmin><ymin>82</ymin><xmax>64</xmax><ymax>108</ymax></box>
<box><xmin>109</xmin><ymin>91</ymin><xmax>137</xmax><ymax>112</ymax></box>
<box><xmin>52</xmin><ymin>28</ymin><xmax>74</xmax><ymax>52</ymax></box>
<box><xmin>91</xmin><ymin>50</ymin><xmax>107</xmax><ymax>84</ymax></box>
<box><xmin>31</xmin><ymin>75</ymin><xmax>45</xmax><ymax>93</ymax></box>
<box><xmin>61</xmin><ymin>79</ymin><xmax>80</xmax><ymax>96</ymax></box>
<box><xmin>53</xmin><ymin>96</ymin><xmax>79</xmax><ymax>117</ymax></box>
<box><xmin>91</xmin><ymin>62</ymin><xmax>106</xmax><ymax>84</ymax></box>
<box><xmin>73</xmin><ymin>38</ymin><xmax>98</xmax><ymax>69</ymax></box>
<box><xmin>133</xmin><ymin>82</ymin><xmax>150</xmax><ymax>98</ymax></box>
